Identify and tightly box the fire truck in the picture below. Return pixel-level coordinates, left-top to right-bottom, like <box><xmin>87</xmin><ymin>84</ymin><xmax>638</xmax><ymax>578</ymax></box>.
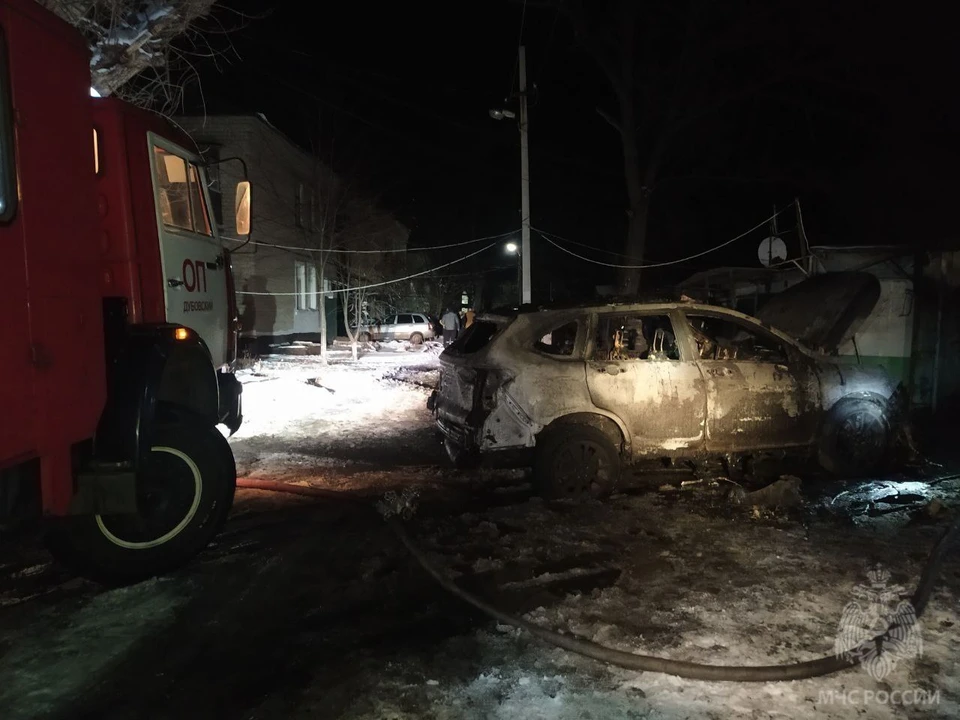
<box><xmin>0</xmin><ymin>0</ymin><xmax>250</xmax><ymax>583</ymax></box>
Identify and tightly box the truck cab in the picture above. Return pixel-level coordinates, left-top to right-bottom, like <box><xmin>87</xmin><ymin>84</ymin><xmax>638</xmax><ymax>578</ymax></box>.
<box><xmin>1</xmin><ymin>0</ymin><xmax>250</xmax><ymax>583</ymax></box>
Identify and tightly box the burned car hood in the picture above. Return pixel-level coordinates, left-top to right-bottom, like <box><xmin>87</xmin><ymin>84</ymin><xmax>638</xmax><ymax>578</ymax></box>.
<box><xmin>755</xmin><ymin>271</ymin><xmax>881</xmax><ymax>353</ymax></box>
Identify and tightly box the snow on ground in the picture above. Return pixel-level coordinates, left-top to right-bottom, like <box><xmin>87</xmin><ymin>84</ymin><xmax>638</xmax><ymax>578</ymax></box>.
<box><xmin>226</xmin><ymin>351</ymin><xmax>960</xmax><ymax>719</ymax></box>
<box><xmin>0</xmin><ymin>348</ymin><xmax>957</xmax><ymax>719</ymax></box>
<box><xmin>230</xmin><ymin>340</ymin><xmax>447</xmax><ymax>494</ymax></box>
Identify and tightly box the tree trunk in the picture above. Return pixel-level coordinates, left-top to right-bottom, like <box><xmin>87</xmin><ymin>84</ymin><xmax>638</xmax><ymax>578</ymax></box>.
<box><xmin>318</xmin><ymin>262</ymin><xmax>328</xmax><ymax>364</ymax></box>
<box><xmin>352</xmin><ymin>289</ymin><xmax>360</xmax><ymax>361</ymax></box>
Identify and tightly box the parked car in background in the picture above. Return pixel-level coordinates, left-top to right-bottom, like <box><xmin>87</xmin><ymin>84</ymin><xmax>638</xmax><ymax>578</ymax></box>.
<box><xmin>428</xmin><ymin>276</ymin><xmax>907</xmax><ymax>499</ymax></box>
<box><xmin>355</xmin><ymin>312</ymin><xmax>438</xmax><ymax>344</ymax></box>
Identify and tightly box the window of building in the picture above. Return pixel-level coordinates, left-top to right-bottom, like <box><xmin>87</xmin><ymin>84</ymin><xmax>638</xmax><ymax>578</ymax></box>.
<box><xmin>0</xmin><ymin>28</ymin><xmax>17</xmax><ymax>224</ymax></box>
<box><xmin>295</xmin><ymin>261</ymin><xmax>318</xmax><ymax>311</ymax></box>
<box><xmin>295</xmin><ymin>183</ymin><xmax>305</xmax><ymax>228</ymax></box>
<box><xmin>685</xmin><ymin>314</ymin><xmax>787</xmax><ymax>363</ymax></box>
<box><xmin>535</xmin><ymin>320</ymin><xmax>580</xmax><ymax>357</ymax></box>
<box><xmin>591</xmin><ymin>314</ymin><xmax>681</xmax><ymax>361</ymax></box>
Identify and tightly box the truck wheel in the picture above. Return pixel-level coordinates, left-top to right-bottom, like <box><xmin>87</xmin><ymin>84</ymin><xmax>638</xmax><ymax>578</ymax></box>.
<box><xmin>410</xmin><ymin>332</ymin><xmax>424</xmax><ymax>345</ymax></box>
<box><xmin>534</xmin><ymin>425</ymin><xmax>621</xmax><ymax>500</ymax></box>
<box><xmin>818</xmin><ymin>397</ymin><xmax>891</xmax><ymax>478</ymax></box>
<box><xmin>47</xmin><ymin>424</ymin><xmax>236</xmax><ymax>585</ymax></box>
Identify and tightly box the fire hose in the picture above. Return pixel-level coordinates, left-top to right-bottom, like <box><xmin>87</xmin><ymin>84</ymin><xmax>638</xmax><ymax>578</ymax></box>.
<box><xmin>236</xmin><ymin>477</ymin><xmax>960</xmax><ymax>682</ymax></box>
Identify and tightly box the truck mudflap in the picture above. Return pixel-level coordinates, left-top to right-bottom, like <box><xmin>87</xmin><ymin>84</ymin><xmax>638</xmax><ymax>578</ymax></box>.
<box><xmin>218</xmin><ymin>370</ymin><xmax>243</xmax><ymax>435</ymax></box>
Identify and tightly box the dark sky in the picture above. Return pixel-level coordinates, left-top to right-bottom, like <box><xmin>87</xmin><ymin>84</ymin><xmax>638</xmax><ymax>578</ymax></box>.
<box><xmin>184</xmin><ymin>0</ymin><xmax>959</xmax><ymax>297</ymax></box>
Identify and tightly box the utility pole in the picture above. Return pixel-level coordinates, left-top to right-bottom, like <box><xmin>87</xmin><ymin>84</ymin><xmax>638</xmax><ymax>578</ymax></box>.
<box><xmin>518</xmin><ymin>45</ymin><xmax>531</xmax><ymax>305</ymax></box>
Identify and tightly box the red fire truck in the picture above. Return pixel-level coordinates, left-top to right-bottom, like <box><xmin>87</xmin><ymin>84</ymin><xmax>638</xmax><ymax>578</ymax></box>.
<box><xmin>0</xmin><ymin>0</ymin><xmax>249</xmax><ymax>583</ymax></box>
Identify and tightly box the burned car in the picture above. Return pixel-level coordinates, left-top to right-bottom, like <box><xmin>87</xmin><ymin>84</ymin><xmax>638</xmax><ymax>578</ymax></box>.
<box><xmin>428</xmin><ymin>276</ymin><xmax>907</xmax><ymax>499</ymax></box>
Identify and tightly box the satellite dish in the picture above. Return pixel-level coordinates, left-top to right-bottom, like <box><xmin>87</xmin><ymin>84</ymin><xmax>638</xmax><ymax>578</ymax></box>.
<box><xmin>758</xmin><ymin>236</ymin><xmax>788</xmax><ymax>267</ymax></box>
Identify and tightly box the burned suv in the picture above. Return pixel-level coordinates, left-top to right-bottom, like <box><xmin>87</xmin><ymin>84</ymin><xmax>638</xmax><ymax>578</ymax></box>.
<box><xmin>429</xmin><ymin>284</ymin><xmax>906</xmax><ymax>499</ymax></box>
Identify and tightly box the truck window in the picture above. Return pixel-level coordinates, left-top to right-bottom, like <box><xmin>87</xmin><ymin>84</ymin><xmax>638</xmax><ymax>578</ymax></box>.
<box><xmin>0</xmin><ymin>27</ymin><xmax>16</xmax><ymax>224</ymax></box>
<box><xmin>93</xmin><ymin>129</ymin><xmax>101</xmax><ymax>175</ymax></box>
<box><xmin>152</xmin><ymin>146</ymin><xmax>212</xmax><ymax>236</ymax></box>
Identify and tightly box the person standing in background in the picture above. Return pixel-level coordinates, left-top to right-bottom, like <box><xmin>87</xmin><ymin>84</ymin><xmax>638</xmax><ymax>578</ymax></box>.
<box><xmin>441</xmin><ymin>308</ymin><xmax>460</xmax><ymax>346</ymax></box>
<box><xmin>464</xmin><ymin>308</ymin><xmax>475</xmax><ymax>330</ymax></box>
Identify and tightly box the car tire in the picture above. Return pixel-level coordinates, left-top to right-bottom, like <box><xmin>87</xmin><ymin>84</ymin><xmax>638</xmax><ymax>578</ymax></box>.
<box><xmin>410</xmin><ymin>332</ymin><xmax>424</xmax><ymax>345</ymax></box>
<box><xmin>359</xmin><ymin>332</ymin><xmax>371</xmax><ymax>343</ymax></box>
<box><xmin>47</xmin><ymin>424</ymin><xmax>237</xmax><ymax>585</ymax></box>
<box><xmin>818</xmin><ymin>397</ymin><xmax>891</xmax><ymax>478</ymax></box>
<box><xmin>534</xmin><ymin>424</ymin><xmax>621</xmax><ymax>500</ymax></box>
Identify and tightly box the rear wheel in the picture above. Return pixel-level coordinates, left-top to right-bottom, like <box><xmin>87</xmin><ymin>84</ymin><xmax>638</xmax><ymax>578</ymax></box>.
<box><xmin>819</xmin><ymin>397</ymin><xmax>891</xmax><ymax>477</ymax></box>
<box><xmin>359</xmin><ymin>332</ymin><xmax>371</xmax><ymax>343</ymax></box>
<box><xmin>534</xmin><ymin>425</ymin><xmax>621</xmax><ymax>500</ymax></box>
<box><xmin>47</xmin><ymin>424</ymin><xmax>236</xmax><ymax>585</ymax></box>
<box><xmin>410</xmin><ymin>332</ymin><xmax>424</xmax><ymax>345</ymax></box>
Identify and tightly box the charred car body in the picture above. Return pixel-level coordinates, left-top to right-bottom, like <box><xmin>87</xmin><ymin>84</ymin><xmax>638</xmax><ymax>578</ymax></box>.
<box><xmin>429</xmin><ymin>275</ymin><xmax>907</xmax><ymax>498</ymax></box>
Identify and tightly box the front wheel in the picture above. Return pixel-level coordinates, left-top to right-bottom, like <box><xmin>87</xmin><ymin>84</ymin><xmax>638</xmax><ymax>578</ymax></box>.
<box><xmin>534</xmin><ymin>425</ymin><xmax>621</xmax><ymax>500</ymax></box>
<box><xmin>409</xmin><ymin>332</ymin><xmax>424</xmax><ymax>345</ymax></box>
<box><xmin>818</xmin><ymin>398</ymin><xmax>891</xmax><ymax>478</ymax></box>
<box><xmin>47</xmin><ymin>424</ymin><xmax>237</xmax><ymax>585</ymax></box>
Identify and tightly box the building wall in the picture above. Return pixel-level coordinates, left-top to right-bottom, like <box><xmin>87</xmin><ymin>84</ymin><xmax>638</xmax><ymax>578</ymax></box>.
<box><xmin>679</xmin><ymin>248</ymin><xmax>960</xmax><ymax>413</ymax></box>
<box><xmin>175</xmin><ymin>114</ymin><xmax>338</xmax><ymax>343</ymax></box>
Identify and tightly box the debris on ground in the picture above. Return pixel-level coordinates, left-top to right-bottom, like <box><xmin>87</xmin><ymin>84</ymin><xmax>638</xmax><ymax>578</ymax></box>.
<box><xmin>1</xmin><ymin>353</ymin><xmax>958</xmax><ymax>720</ymax></box>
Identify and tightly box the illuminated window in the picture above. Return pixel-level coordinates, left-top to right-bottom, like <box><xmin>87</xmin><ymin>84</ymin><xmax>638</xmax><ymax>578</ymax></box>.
<box><xmin>93</xmin><ymin>128</ymin><xmax>100</xmax><ymax>175</ymax></box>
<box><xmin>152</xmin><ymin>145</ymin><xmax>212</xmax><ymax>236</ymax></box>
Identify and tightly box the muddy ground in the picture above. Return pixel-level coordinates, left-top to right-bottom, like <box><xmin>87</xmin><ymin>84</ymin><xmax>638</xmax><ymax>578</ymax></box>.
<box><xmin>1</xmin><ymin>345</ymin><xmax>958</xmax><ymax>719</ymax></box>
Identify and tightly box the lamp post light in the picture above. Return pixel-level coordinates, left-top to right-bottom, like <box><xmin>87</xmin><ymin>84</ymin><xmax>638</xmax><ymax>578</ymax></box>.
<box><xmin>489</xmin><ymin>45</ymin><xmax>531</xmax><ymax>305</ymax></box>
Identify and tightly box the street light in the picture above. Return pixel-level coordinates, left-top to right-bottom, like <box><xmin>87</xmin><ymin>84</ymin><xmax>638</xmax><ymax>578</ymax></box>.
<box><xmin>488</xmin><ymin>108</ymin><xmax>516</xmax><ymax>121</ymax></box>
<box><xmin>505</xmin><ymin>241</ymin><xmax>518</xmax><ymax>253</ymax></box>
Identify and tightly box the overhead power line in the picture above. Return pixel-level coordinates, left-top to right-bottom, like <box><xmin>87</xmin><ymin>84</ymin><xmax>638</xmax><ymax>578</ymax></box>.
<box><xmin>534</xmin><ymin>204</ymin><xmax>795</xmax><ymax>269</ymax></box>
<box><xmin>229</xmin><ymin>230</ymin><xmax>516</xmax><ymax>254</ymax></box>
<box><xmin>236</xmin><ymin>242</ymin><xmax>497</xmax><ymax>297</ymax></box>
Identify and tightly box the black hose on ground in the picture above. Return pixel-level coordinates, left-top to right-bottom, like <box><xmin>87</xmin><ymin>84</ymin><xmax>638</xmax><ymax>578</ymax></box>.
<box><xmin>236</xmin><ymin>477</ymin><xmax>960</xmax><ymax>682</ymax></box>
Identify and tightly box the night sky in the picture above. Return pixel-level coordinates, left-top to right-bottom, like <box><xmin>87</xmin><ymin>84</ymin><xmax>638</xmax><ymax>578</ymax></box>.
<box><xmin>185</xmin><ymin>0</ymin><xmax>959</xmax><ymax>298</ymax></box>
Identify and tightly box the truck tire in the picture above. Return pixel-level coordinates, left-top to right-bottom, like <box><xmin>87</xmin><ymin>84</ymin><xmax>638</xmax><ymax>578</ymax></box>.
<box><xmin>818</xmin><ymin>397</ymin><xmax>891</xmax><ymax>478</ymax></box>
<box><xmin>534</xmin><ymin>424</ymin><xmax>621</xmax><ymax>500</ymax></box>
<box><xmin>47</xmin><ymin>424</ymin><xmax>237</xmax><ymax>585</ymax></box>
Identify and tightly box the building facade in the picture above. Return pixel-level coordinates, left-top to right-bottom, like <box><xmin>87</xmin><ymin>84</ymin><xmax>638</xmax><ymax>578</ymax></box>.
<box><xmin>175</xmin><ymin>114</ymin><xmax>339</xmax><ymax>352</ymax></box>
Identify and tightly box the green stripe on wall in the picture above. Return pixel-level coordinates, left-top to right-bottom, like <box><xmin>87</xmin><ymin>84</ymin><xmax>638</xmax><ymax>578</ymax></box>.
<box><xmin>836</xmin><ymin>354</ymin><xmax>909</xmax><ymax>384</ymax></box>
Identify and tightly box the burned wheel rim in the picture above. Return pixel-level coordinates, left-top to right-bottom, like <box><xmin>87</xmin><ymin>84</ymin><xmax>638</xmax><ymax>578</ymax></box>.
<box><xmin>96</xmin><ymin>445</ymin><xmax>203</xmax><ymax>550</ymax></box>
<box><xmin>835</xmin><ymin>408</ymin><xmax>888</xmax><ymax>470</ymax></box>
<box><xmin>551</xmin><ymin>439</ymin><xmax>614</xmax><ymax>497</ymax></box>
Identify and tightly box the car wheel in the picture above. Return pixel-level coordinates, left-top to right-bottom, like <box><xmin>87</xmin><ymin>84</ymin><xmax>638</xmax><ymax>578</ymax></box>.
<box><xmin>358</xmin><ymin>332</ymin><xmax>371</xmax><ymax>343</ymax></box>
<box><xmin>534</xmin><ymin>425</ymin><xmax>621</xmax><ymax>500</ymax></box>
<box><xmin>410</xmin><ymin>332</ymin><xmax>424</xmax><ymax>345</ymax></box>
<box><xmin>818</xmin><ymin>397</ymin><xmax>891</xmax><ymax>478</ymax></box>
<box><xmin>47</xmin><ymin>424</ymin><xmax>237</xmax><ymax>585</ymax></box>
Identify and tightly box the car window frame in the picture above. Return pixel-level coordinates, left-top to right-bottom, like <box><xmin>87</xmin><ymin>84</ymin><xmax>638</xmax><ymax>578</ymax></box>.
<box><xmin>587</xmin><ymin>309</ymin><xmax>688</xmax><ymax>363</ymax></box>
<box><xmin>680</xmin><ymin>309</ymin><xmax>793</xmax><ymax>365</ymax></box>
<box><xmin>526</xmin><ymin>313</ymin><xmax>587</xmax><ymax>361</ymax></box>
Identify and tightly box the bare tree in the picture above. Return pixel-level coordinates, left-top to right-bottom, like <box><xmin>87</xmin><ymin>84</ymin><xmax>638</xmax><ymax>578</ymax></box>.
<box><xmin>550</xmin><ymin>0</ymin><xmax>848</xmax><ymax>294</ymax></box>
<box><xmin>37</xmin><ymin>0</ymin><xmax>245</xmax><ymax>114</ymax></box>
<box><xmin>331</xmin><ymin>196</ymin><xmax>407</xmax><ymax>361</ymax></box>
